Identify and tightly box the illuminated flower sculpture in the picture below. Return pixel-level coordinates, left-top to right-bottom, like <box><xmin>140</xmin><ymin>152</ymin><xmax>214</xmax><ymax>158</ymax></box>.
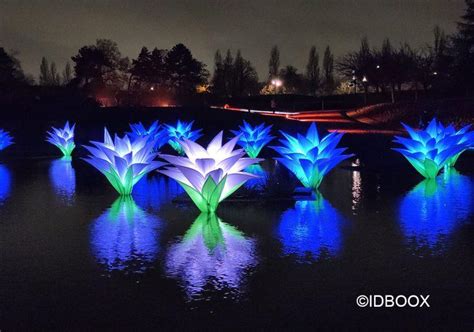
<box><xmin>0</xmin><ymin>129</ymin><xmax>13</xmax><ymax>151</ymax></box>
<box><xmin>128</xmin><ymin>121</ymin><xmax>169</xmax><ymax>151</ymax></box>
<box><xmin>230</xmin><ymin>121</ymin><xmax>274</xmax><ymax>158</ymax></box>
<box><xmin>271</xmin><ymin>123</ymin><xmax>353</xmax><ymax>191</ymax></box>
<box><xmin>159</xmin><ymin>132</ymin><xmax>262</xmax><ymax>212</ymax></box>
<box><xmin>83</xmin><ymin>128</ymin><xmax>164</xmax><ymax>195</ymax></box>
<box><xmin>165</xmin><ymin>120</ymin><xmax>202</xmax><ymax>155</ymax></box>
<box><xmin>46</xmin><ymin>121</ymin><xmax>76</xmax><ymax>157</ymax></box>
<box><xmin>393</xmin><ymin>119</ymin><xmax>472</xmax><ymax>178</ymax></box>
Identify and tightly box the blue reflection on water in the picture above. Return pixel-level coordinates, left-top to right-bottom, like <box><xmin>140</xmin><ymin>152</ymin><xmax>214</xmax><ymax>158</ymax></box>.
<box><xmin>49</xmin><ymin>158</ymin><xmax>76</xmax><ymax>204</ymax></box>
<box><xmin>91</xmin><ymin>197</ymin><xmax>161</xmax><ymax>273</ymax></box>
<box><xmin>133</xmin><ymin>174</ymin><xmax>184</xmax><ymax>210</ymax></box>
<box><xmin>165</xmin><ymin>213</ymin><xmax>257</xmax><ymax>299</ymax></box>
<box><xmin>399</xmin><ymin>169</ymin><xmax>474</xmax><ymax>254</ymax></box>
<box><xmin>277</xmin><ymin>197</ymin><xmax>345</xmax><ymax>263</ymax></box>
<box><xmin>244</xmin><ymin>164</ymin><xmax>268</xmax><ymax>190</ymax></box>
<box><xmin>0</xmin><ymin>164</ymin><xmax>11</xmax><ymax>204</ymax></box>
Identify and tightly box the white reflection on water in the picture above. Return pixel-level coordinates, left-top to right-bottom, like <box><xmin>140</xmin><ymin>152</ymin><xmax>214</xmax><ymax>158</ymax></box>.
<box><xmin>91</xmin><ymin>197</ymin><xmax>161</xmax><ymax>274</ymax></box>
<box><xmin>165</xmin><ymin>213</ymin><xmax>257</xmax><ymax>299</ymax></box>
<box><xmin>399</xmin><ymin>169</ymin><xmax>474</xmax><ymax>255</ymax></box>
<box><xmin>49</xmin><ymin>158</ymin><xmax>76</xmax><ymax>205</ymax></box>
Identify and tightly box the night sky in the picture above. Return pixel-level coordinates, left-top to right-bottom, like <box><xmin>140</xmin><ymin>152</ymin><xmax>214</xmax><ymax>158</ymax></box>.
<box><xmin>0</xmin><ymin>0</ymin><xmax>465</xmax><ymax>80</ymax></box>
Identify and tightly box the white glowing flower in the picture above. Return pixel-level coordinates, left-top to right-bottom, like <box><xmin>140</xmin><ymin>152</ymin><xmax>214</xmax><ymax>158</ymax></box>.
<box><xmin>159</xmin><ymin>132</ymin><xmax>262</xmax><ymax>212</ymax></box>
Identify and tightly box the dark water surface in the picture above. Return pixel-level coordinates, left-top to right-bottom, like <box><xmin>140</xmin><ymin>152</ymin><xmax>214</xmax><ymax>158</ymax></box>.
<box><xmin>0</xmin><ymin>154</ymin><xmax>473</xmax><ymax>330</ymax></box>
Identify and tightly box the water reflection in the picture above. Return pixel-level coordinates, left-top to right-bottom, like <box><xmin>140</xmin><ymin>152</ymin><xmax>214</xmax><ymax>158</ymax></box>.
<box><xmin>399</xmin><ymin>169</ymin><xmax>474</xmax><ymax>254</ymax></box>
<box><xmin>133</xmin><ymin>175</ymin><xmax>183</xmax><ymax>210</ymax></box>
<box><xmin>91</xmin><ymin>197</ymin><xmax>161</xmax><ymax>273</ymax></box>
<box><xmin>351</xmin><ymin>159</ymin><xmax>362</xmax><ymax>213</ymax></box>
<box><xmin>49</xmin><ymin>158</ymin><xmax>76</xmax><ymax>204</ymax></box>
<box><xmin>165</xmin><ymin>213</ymin><xmax>257</xmax><ymax>299</ymax></box>
<box><xmin>0</xmin><ymin>164</ymin><xmax>11</xmax><ymax>204</ymax></box>
<box><xmin>277</xmin><ymin>196</ymin><xmax>345</xmax><ymax>263</ymax></box>
<box><xmin>244</xmin><ymin>164</ymin><xmax>268</xmax><ymax>190</ymax></box>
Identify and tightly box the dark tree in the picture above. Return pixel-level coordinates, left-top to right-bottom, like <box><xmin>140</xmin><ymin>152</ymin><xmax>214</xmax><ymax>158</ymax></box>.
<box><xmin>211</xmin><ymin>50</ymin><xmax>226</xmax><ymax>96</ymax></box>
<box><xmin>129</xmin><ymin>46</ymin><xmax>152</xmax><ymax>90</ymax></box>
<box><xmin>322</xmin><ymin>46</ymin><xmax>335</xmax><ymax>95</ymax></box>
<box><xmin>232</xmin><ymin>50</ymin><xmax>259</xmax><ymax>97</ymax></box>
<box><xmin>71</xmin><ymin>39</ymin><xmax>129</xmax><ymax>89</ymax></box>
<box><xmin>164</xmin><ymin>43</ymin><xmax>208</xmax><ymax>96</ymax></box>
<box><xmin>269</xmin><ymin>45</ymin><xmax>280</xmax><ymax>79</ymax></box>
<box><xmin>62</xmin><ymin>62</ymin><xmax>73</xmax><ymax>84</ymax></box>
<box><xmin>39</xmin><ymin>57</ymin><xmax>51</xmax><ymax>85</ymax></box>
<box><xmin>223</xmin><ymin>49</ymin><xmax>234</xmax><ymax>96</ymax></box>
<box><xmin>50</xmin><ymin>62</ymin><xmax>61</xmax><ymax>86</ymax></box>
<box><xmin>451</xmin><ymin>0</ymin><xmax>474</xmax><ymax>94</ymax></box>
<box><xmin>0</xmin><ymin>47</ymin><xmax>30</xmax><ymax>87</ymax></box>
<box><xmin>306</xmin><ymin>46</ymin><xmax>320</xmax><ymax>95</ymax></box>
<box><xmin>279</xmin><ymin>65</ymin><xmax>304</xmax><ymax>94</ymax></box>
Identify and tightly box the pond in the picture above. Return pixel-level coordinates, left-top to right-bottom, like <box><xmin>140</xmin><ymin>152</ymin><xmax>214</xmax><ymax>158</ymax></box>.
<box><xmin>0</xmin><ymin>154</ymin><xmax>473</xmax><ymax>330</ymax></box>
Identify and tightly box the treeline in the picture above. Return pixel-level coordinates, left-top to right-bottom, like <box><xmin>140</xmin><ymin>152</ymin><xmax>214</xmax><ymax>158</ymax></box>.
<box><xmin>2</xmin><ymin>0</ymin><xmax>474</xmax><ymax>103</ymax></box>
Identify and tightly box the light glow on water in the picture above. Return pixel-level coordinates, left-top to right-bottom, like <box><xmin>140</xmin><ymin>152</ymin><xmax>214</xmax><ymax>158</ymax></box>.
<box><xmin>277</xmin><ymin>197</ymin><xmax>345</xmax><ymax>263</ymax></box>
<box><xmin>49</xmin><ymin>158</ymin><xmax>76</xmax><ymax>204</ymax></box>
<box><xmin>91</xmin><ymin>197</ymin><xmax>161</xmax><ymax>273</ymax></box>
<box><xmin>399</xmin><ymin>169</ymin><xmax>474</xmax><ymax>254</ymax></box>
<box><xmin>165</xmin><ymin>213</ymin><xmax>257</xmax><ymax>299</ymax></box>
<box><xmin>0</xmin><ymin>164</ymin><xmax>11</xmax><ymax>204</ymax></box>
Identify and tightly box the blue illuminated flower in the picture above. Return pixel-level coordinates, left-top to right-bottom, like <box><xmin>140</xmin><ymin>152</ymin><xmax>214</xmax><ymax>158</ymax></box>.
<box><xmin>128</xmin><ymin>120</ymin><xmax>169</xmax><ymax>151</ymax></box>
<box><xmin>83</xmin><ymin>128</ymin><xmax>164</xmax><ymax>195</ymax></box>
<box><xmin>230</xmin><ymin>121</ymin><xmax>274</xmax><ymax>158</ymax></box>
<box><xmin>271</xmin><ymin>123</ymin><xmax>353</xmax><ymax>190</ymax></box>
<box><xmin>165</xmin><ymin>120</ymin><xmax>202</xmax><ymax>155</ymax></box>
<box><xmin>0</xmin><ymin>129</ymin><xmax>13</xmax><ymax>151</ymax></box>
<box><xmin>46</xmin><ymin>121</ymin><xmax>76</xmax><ymax>157</ymax></box>
<box><xmin>393</xmin><ymin>119</ymin><xmax>471</xmax><ymax>178</ymax></box>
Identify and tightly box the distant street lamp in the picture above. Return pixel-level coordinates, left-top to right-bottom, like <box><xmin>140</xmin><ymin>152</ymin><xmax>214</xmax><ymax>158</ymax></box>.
<box><xmin>271</xmin><ymin>78</ymin><xmax>283</xmax><ymax>94</ymax></box>
<box><xmin>150</xmin><ymin>86</ymin><xmax>155</xmax><ymax>91</ymax></box>
<box><xmin>362</xmin><ymin>75</ymin><xmax>368</xmax><ymax>104</ymax></box>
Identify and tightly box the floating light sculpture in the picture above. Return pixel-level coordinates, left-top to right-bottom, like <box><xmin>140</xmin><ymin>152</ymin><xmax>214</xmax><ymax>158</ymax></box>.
<box><xmin>0</xmin><ymin>129</ymin><xmax>13</xmax><ymax>151</ymax></box>
<box><xmin>230</xmin><ymin>121</ymin><xmax>274</xmax><ymax>158</ymax></box>
<box><xmin>159</xmin><ymin>132</ymin><xmax>262</xmax><ymax>212</ymax></box>
<box><xmin>399</xmin><ymin>169</ymin><xmax>473</xmax><ymax>254</ymax></box>
<box><xmin>91</xmin><ymin>197</ymin><xmax>161</xmax><ymax>273</ymax></box>
<box><xmin>165</xmin><ymin>120</ymin><xmax>202</xmax><ymax>155</ymax></box>
<box><xmin>393</xmin><ymin>119</ymin><xmax>471</xmax><ymax>178</ymax></box>
<box><xmin>128</xmin><ymin>121</ymin><xmax>169</xmax><ymax>151</ymax></box>
<box><xmin>278</xmin><ymin>197</ymin><xmax>344</xmax><ymax>263</ymax></box>
<box><xmin>46</xmin><ymin>121</ymin><xmax>76</xmax><ymax>157</ymax></box>
<box><xmin>49</xmin><ymin>158</ymin><xmax>76</xmax><ymax>204</ymax></box>
<box><xmin>271</xmin><ymin>123</ymin><xmax>353</xmax><ymax>190</ymax></box>
<box><xmin>83</xmin><ymin>128</ymin><xmax>164</xmax><ymax>195</ymax></box>
<box><xmin>165</xmin><ymin>213</ymin><xmax>256</xmax><ymax>298</ymax></box>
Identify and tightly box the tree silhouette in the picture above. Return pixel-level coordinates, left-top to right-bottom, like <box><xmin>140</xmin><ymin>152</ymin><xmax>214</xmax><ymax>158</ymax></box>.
<box><xmin>164</xmin><ymin>43</ymin><xmax>208</xmax><ymax>96</ymax></box>
<box><xmin>71</xmin><ymin>39</ymin><xmax>129</xmax><ymax>89</ymax></box>
<box><xmin>0</xmin><ymin>47</ymin><xmax>30</xmax><ymax>87</ymax></box>
<box><xmin>306</xmin><ymin>46</ymin><xmax>320</xmax><ymax>96</ymax></box>
<box><xmin>39</xmin><ymin>57</ymin><xmax>51</xmax><ymax>85</ymax></box>
<box><xmin>322</xmin><ymin>46</ymin><xmax>335</xmax><ymax>95</ymax></box>
<box><xmin>269</xmin><ymin>45</ymin><xmax>280</xmax><ymax>79</ymax></box>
